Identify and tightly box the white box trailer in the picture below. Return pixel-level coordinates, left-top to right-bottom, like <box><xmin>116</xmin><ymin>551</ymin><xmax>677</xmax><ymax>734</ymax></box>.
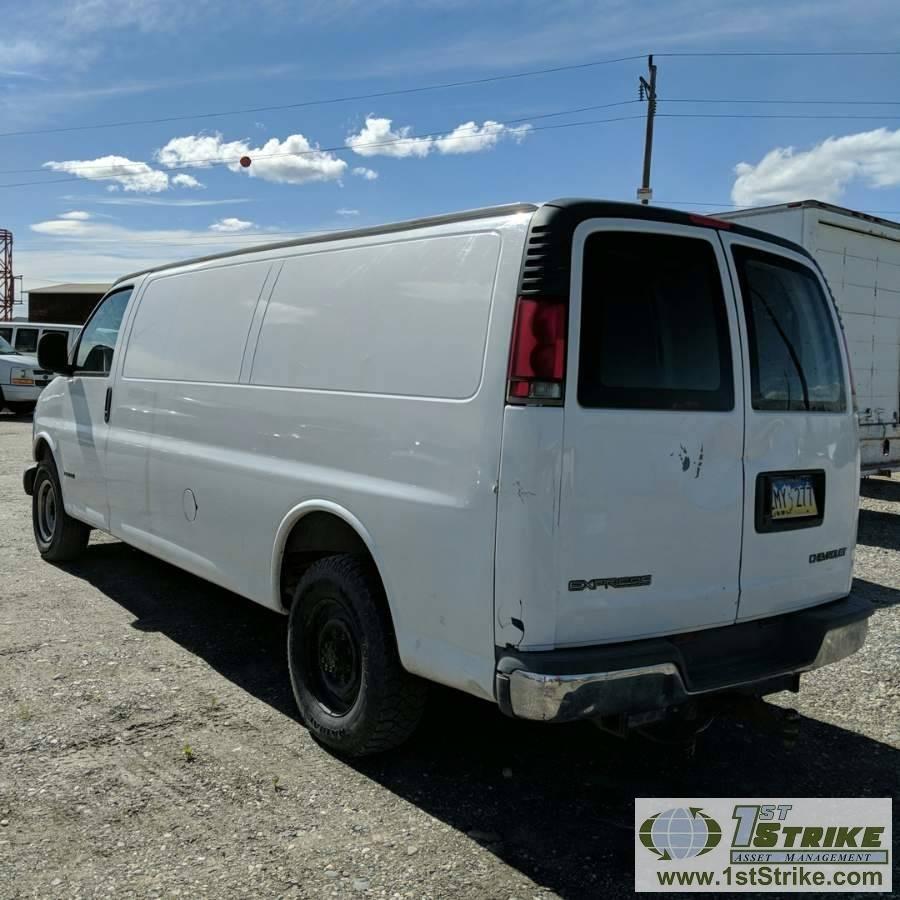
<box><xmin>721</xmin><ymin>201</ymin><xmax>900</xmax><ymax>474</ymax></box>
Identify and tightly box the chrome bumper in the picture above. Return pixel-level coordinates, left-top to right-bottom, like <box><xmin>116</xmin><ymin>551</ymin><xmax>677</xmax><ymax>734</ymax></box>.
<box><xmin>496</xmin><ymin>596</ymin><xmax>871</xmax><ymax>723</ymax></box>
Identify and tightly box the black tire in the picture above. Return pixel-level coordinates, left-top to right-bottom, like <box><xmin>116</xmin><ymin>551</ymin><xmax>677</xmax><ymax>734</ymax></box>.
<box><xmin>8</xmin><ymin>401</ymin><xmax>36</xmax><ymax>416</ymax></box>
<box><xmin>32</xmin><ymin>457</ymin><xmax>90</xmax><ymax>562</ymax></box>
<box><xmin>288</xmin><ymin>554</ymin><xmax>426</xmax><ymax>757</ymax></box>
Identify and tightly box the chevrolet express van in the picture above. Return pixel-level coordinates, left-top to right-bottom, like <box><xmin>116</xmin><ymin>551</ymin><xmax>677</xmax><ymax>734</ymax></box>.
<box><xmin>25</xmin><ymin>199</ymin><xmax>871</xmax><ymax>756</ymax></box>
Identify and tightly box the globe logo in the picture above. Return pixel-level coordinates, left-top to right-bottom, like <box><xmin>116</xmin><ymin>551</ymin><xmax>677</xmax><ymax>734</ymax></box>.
<box><xmin>639</xmin><ymin>807</ymin><xmax>722</xmax><ymax>860</ymax></box>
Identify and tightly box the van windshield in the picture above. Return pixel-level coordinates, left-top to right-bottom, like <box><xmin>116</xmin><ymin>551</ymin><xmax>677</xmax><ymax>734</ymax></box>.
<box><xmin>734</xmin><ymin>247</ymin><xmax>846</xmax><ymax>413</ymax></box>
<box><xmin>0</xmin><ymin>336</ymin><xmax>19</xmax><ymax>355</ymax></box>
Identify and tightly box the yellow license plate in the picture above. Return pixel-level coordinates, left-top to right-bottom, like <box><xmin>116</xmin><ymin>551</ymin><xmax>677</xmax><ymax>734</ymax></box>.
<box><xmin>771</xmin><ymin>476</ymin><xmax>818</xmax><ymax>519</ymax></box>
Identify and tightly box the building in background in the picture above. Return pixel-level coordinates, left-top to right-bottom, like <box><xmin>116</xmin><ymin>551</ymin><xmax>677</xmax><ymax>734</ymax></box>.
<box><xmin>26</xmin><ymin>283</ymin><xmax>111</xmax><ymax>325</ymax></box>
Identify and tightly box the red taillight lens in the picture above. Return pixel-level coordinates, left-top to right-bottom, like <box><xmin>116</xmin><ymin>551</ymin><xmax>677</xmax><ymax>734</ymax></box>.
<box><xmin>688</xmin><ymin>213</ymin><xmax>732</xmax><ymax>229</ymax></box>
<box><xmin>507</xmin><ymin>296</ymin><xmax>567</xmax><ymax>403</ymax></box>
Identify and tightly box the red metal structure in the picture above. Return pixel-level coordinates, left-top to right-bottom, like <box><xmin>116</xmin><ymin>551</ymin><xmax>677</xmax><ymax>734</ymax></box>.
<box><xmin>0</xmin><ymin>229</ymin><xmax>12</xmax><ymax>322</ymax></box>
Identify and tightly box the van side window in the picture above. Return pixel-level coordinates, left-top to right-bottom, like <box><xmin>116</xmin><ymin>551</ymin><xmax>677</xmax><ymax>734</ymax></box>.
<box><xmin>14</xmin><ymin>328</ymin><xmax>39</xmax><ymax>353</ymax></box>
<box><xmin>734</xmin><ymin>247</ymin><xmax>846</xmax><ymax>413</ymax></box>
<box><xmin>0</xmin><ymin>327</ymin><xmax>11</xmax><ymax>343</ymax></box>
<box><xmin>578</xmin><ymin>232</ymin><xmax>734</xmax><ymax>411</ymax></box>
<box><xmin>74</xmin><ymin>288</ymin><xmax>133</xmax><ymax>375</ymax></box>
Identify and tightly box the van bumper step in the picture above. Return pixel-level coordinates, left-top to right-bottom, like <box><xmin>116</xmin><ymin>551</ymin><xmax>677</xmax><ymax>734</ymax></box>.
<box><xmin>495</xmin><ymin>594</ymin><xmax>872</xmax><ymax>723</ymax></box>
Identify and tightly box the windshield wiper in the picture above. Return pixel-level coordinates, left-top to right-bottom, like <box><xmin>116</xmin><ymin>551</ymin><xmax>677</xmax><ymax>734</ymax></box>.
<box><xmin>751</xmin><ymin>287</ymin><xmax>810</xmax><ymax>411</ymax></box>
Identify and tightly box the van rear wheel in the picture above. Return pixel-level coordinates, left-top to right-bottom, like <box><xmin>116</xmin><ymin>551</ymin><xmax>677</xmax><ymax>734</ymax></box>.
<box><xmin>287</xmin><ymin>554</ymin><xmax>426</xmax><ymax>757</ymax></box>
<box><xmin>32</xmin><ymin>458</ymin><xmax>90</xmax><ymax>562</ymax></box>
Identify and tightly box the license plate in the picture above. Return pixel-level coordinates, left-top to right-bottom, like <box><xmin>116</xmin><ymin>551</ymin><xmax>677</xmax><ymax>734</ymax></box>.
<box><xmin>770</xmin><ymin>475</ymin><xmax>818</xmax><ymax>520</ymax></box>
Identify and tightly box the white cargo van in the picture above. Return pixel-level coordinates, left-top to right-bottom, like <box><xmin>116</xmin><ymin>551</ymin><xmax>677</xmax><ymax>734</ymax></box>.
<box><xmin>25</xmin><ymin>199</ymin><xmax>871</xmax><ymax>756</ymax></box>
<box><xmin>722</xmin><ymin>200</ymin><xmax>900</xmax><ymax>474</ymax></box>
<box><xmin>0</xmin><ymin>322</ymin><xmax>81</xmax><ymax>356</ymax></box>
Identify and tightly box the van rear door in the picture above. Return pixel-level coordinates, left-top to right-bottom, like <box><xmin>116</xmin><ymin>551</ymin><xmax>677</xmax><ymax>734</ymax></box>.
<box><xmin>721</xmin><ymin>234</ymin><xmax>857</xmax><ymax>621</ymax></box>
<box><xmin>555</xmin><ymin>220</ymin><xmax>745</xmax><ymax>646</ymax></box>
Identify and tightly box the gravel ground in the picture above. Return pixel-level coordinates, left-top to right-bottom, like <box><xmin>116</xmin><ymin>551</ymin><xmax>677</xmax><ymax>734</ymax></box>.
<box><xmin>0</xmin><ymin>413</ymin><xmax>897</xmax><ymax>899</ymax></box>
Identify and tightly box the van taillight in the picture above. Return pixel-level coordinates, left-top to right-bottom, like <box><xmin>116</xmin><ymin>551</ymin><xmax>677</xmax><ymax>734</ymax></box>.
<box><xmin>507</xmin><ymin>296</ymin><xmax>567</xmax><ymax>404</ymax></box>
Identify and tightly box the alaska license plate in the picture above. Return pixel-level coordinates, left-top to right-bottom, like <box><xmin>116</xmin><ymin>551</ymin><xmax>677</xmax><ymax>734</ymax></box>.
<box><xmin>770</xmin><ymin>475</ymin><xmax>819</xmax><ymax>520</ymax></box>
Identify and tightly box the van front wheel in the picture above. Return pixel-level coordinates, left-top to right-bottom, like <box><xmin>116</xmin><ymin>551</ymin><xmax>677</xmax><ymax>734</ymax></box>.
<box><xmin>32</xmin><ymin>459</ymin><xmax>90</xmax><ymax>562</ymax></box>
<box><xmin>287</xmin><ymin>554</ymin><xmax>426</xmax><ymax>756</ymax></box>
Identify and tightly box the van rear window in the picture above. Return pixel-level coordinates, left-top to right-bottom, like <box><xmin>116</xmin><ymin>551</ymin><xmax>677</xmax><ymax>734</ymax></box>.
<box><xmin>14</xmin><ymin>328</ymin><xmax>39</xmax><ymax>353</ymax></box>
<box><xmin>578</xmin><ymin>231</ymin><xmax>734</xmax><ymax>411</ymax></box>
<box><xmin>734</xmin><ymin>247</ymin><xmax>846</xmax><ymax>413</ymax></box>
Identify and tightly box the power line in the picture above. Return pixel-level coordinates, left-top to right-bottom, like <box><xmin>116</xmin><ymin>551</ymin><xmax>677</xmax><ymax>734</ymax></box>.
<box><xmin>3</xmin><ymin>49</ymin><xmax>898</xmax><ymax>141</ymax></box>
<box><xmin>665</xmin><ymin>97</ymin><xmax>900</xmax><ymax>106</ymax></box>
<box><xmin>0</xmin><ymin>113</ymin><xmax>649</xmax><ymax>189</ymax></box>
<box><xmin>0</xmin><ymin>55</ymin><xmax>646</xmax><ymax>140</ymax></box>
<box><xmin>659</xmin><ymin>112</ymin><xmax>900</xmax><ymax>121</ymax></box>
<box><xmin>6</xmin><ymin>104</ymin><xmax>900</xmax><ymax>190</ymax></box>
<box><xmin>0</xmin><ymin>100</ymin><xmax>642</xmax><ymax>176</ymax></box>
<box><xmin>657</xmin><ymin>50</ymin><xmax>900</xmax><ymax>58</ymax></box>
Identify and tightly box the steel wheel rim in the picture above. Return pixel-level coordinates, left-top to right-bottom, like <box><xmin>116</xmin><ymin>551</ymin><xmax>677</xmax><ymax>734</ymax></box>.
<box><xmin>303</xmin><ymin>597</ymin><xmax>361</xmax><ymax>716</ymax></box>
<box><xmin>36</xmin><ymin>478</ymin><xmax>57</xmax><ymax>545</ymax></box>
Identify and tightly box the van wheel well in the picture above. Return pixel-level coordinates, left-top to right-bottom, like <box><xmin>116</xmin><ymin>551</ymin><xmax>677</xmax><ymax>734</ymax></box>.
<box><xmin>279</xmin><ymin>512</ymin><xmax>379</xmax><ymax>611</ymax></box>
<box><xmin>34</xmin><ymin>439</ymin><xmax>52</xmax><ymax>462</ymax></box>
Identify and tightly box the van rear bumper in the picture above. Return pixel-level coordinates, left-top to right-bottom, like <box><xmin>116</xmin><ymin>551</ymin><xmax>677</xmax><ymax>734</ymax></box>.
<box><xmin>495</xmin><ymin>594</ymin><xmax>872</xmax><ymax>723</ymax></box>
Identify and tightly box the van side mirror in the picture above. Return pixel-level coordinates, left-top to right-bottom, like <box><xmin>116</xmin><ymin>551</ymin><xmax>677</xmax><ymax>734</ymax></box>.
<box><xmin>37</xmin><ymin>332</ymin><xmax>73</xmax><ymax>376</ymax></box>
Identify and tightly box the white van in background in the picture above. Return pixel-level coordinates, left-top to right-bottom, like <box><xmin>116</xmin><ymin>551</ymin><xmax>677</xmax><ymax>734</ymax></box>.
<box><xmin>25</xmin><ymin>199</ymin><xmax>871</xmax><ymax>756</ymax></box>
<box><xmin>0</xmin><ymin>322</ymin><xmax>81</xmax><ymax>356</ymax></box>
<box><xmin>0</xmin><ymin>334</ymin><xmax>49</xmax><ymax>415</ymax></box>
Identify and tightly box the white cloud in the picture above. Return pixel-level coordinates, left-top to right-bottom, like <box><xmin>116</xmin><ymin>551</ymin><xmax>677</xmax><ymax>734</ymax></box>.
<box><xmin>336</xmin><ymin>208</ymin><xmax>359</xmax><ymax>216</ymax></box>
<box><xmin>346</xmin><ymin>116</ymin><xmax>432</xmax><ymax>158</ymax></box>
<box><xmin>352</xmin><ymin>167</ymin><xmax>378</xmax><ymax>181</ymax></box>
<box><xmin>172</xmin><ymin>173</ymin><xmax>204</xmax><ymax>189</ymax></box>
<box><xmin>346</xmin><ymin>115</ymin><xmax>531</xmax><ymax>158</ymax></box>
<box><xmin>209</xmin><ymin>217</ymin><xmax>255</xmax><ymax>232</ymax></box>
<box><xmin>59</xmin><ymin>210</ymin><xmax>91</xmax><ymax>220</ymax></box>
<box><xmin>433</xmin><ymin>120</ymin><xmax>531</xmax><ymax>155</ymax></box>
<box><xmin>732</xmin><ymin>127</ymin><xmax>900</xmax><ymax>206</ymax></box>
<box><xmin>156</xmin><ymin>131</ymin><xmax>347</xmax><ymax>185</ymax></box>
<box><xmin>0</xmin><ymin>37</ymin><xmax>48</xmax><ymax>70</ymax></box>
<box><xmin>43</xmin><ymin>155</ymin><xmax>169</xmax><ymax>192</ymax></box>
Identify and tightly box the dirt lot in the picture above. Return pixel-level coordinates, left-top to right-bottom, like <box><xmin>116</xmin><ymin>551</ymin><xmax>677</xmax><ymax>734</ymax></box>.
<box><xmin>0</xmin><ymin>413</ymin><xmax>897</xmax><ymax>899</ymax></box>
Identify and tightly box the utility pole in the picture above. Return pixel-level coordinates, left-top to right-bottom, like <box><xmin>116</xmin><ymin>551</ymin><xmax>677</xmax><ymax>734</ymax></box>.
<box><xmin>637</xmin><ymin>55</ymin><xmax>657</xmax><ymax>205</ymax></box>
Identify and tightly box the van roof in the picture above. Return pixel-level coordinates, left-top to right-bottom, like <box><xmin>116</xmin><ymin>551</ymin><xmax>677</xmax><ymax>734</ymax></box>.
<box><xmin>112</xmin><ymin>198</ymin><xmax>810</xmax><ymax>288</ymax></box>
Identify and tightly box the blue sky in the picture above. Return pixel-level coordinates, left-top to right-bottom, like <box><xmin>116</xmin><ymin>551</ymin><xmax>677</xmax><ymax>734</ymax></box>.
<box><xmin>3</xmin><ymin>0</ymin><xmax>900</xmax><ymax>299</ymax></box>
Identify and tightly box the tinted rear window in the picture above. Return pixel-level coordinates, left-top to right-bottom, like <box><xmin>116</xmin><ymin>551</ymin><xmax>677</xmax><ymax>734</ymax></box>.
<box><xmin>734</xmin><ymin>247</ymin><xmax>846</xmax><ymax>413</ymax></box>
<box><xmin>578</xmin><ymin>231</ymin><xmax>734</xmax><ymax>411</ymax></box>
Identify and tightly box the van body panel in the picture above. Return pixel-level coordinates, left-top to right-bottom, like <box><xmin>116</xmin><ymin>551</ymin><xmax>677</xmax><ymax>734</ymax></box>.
<box><xmin>554</xmin><ymin>219</ymin><xmax>746</xmax><ymax>646</ymax></box>
<box><xmin>720</xmin><ymin>232</ymin><xmax>858</xmax><ymax>621</ymax></box>
<box><xmin>494</xmin><ymin>405</ymin><xmax>564</xmax><ymax>650</ymax></box>
<box><xmin>100</xmin><ymin>212</ymin><xmax>531</xmax><ymax>700</ymax></box>
<box><xmin>250</xmin><ymin>233</ymin><xmax>503</xmax><ymax>399</ymax></box>
<box><xmin>124</xmin><ymin>261</ymin><xmax>273</xmax><ymax>383</ymax></box>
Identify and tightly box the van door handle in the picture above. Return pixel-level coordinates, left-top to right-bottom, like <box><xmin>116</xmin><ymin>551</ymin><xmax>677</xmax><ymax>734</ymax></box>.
<box><xmin>104</xmin><ymin>386</ymin><xmax>112</xmax><ymax>423</ymax></box>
